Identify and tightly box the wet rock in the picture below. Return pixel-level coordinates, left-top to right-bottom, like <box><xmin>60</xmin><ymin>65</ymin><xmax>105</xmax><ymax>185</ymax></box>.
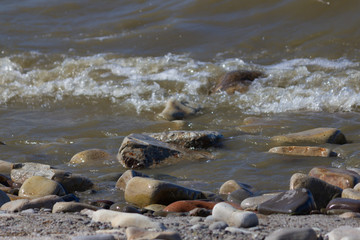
<box><xmin>88</xmin><ymin>200</ymin><xmax>114</xmax><ymax>209</ymax></box>
<box><xmin>326</xmin><ymin>226</ymin><xmax>360</xmax><ymax>240</ymax></box>
<box><xmin>342</xmin><ymin>188</ymin><xmax>360</xmax><ymax>200</ymax></box>
<box><xmin>0</xmin><ymin>189</ymin><xmax>10</xmax><ymax>207</ymax></box>
<box><xmin>117</xmin><ymin>134</ymin><xmax>212</xmax><ymax>169</ymax></box>
<box><xmin>309</xmin><ymin>166</ymin><xmax>360</xmax><ymax>189</ymax></box>
<box><xmin>257</xmin><ymin>188</ymin><xmax>316</xmax><ymax>215</ymax></box>
<box><xmin>19</xmin><ymin>176</ymin><xmax>66</xmax><ymax>198</ymax></box>
<box><xmin>149</xmin><ymin>130</ymin><xmax>223</xmax><ymax>149</ymax></box>
<box><xmin>189</xmin><ymin>207</ymin><xmax>212</xmax><ymax>217</ymax></box>
<box><xmin>227</xmin><ymin>188</ymin><xmax>254</xmax><ymax>205</ymax></box>
<box><xmin>159</xmin><ymin>99</ymin><xmax>199</xmax><ymax>121</ymax></box>
<box><xmin>0</xmin><ymin>174</ymin><xmax>12</xmax><ymax>187</ymax></box>
<box><xmin>326</xmin><ymin>198</ymin><xmax>360</xmax><ymax>213</ymax></box>
<box><xmin>212</xmin><ymin>70</ymin><xmax>263</xmax><ymax>94</ymax></box>
<box><xmin>126</xmin><ymin>227</ymin><xmax>181</xmax><ymax>240</ymax></box>
<box><xmin>240</xmin><ymin>193</ymin><xmax>279</xmax><ymax>211</ymax></box>
<box><xmin>52</xmin><ymin>202</ymin><xmax>100</xmax><ymax>213</ymax></box>
<box><xmin>0</xmin><ymin>160</ymin><xmax>13</xmax><ymax>174</ymax></box>
<box><xmin>69</xmin><ymin>149</ymin><xmax>112</xmax><ymax>165</ymax></box>
<box><xmin>219</xmin><ymin>180</ymin><xmax>252</xmax><ymax>195</ymax></box>
<box><xmin>290</xmin><ymin>173</ymin><xmax>342</xmax><ymax>209</ymax></box>
<box><xmin>212</xmin><ymin>202</ymin><xmax>258</xmax><ymax>228</ymax></box>
<box><xmin>51</xmin><ymin>170</ymin><xmax>93</xmax><ymax>193</ymax></box>
<box><xmin>265</xmin><ymin>228</ymin><xmax>317</xmax><ymax>240</ymax></box>
<box><xmin>339</xmin><ymin>211</ymin><xmax>360</xmax><ymax>219</ymax></box>
<box><xmin>271</xmin><ymin>127</ymin><xmax>347</xmax><ymax>144</ymax></box>
<box><xmin>163</xmin><ymin>200</ymin><xmax>216</xmax><ymax>212</ymax></box>
<box><xmin>92</xmin><ymin>209</ymin><xmax>165</xmax><ymax>230</ymax></box>
<box><xmin>115</xmin><ymin>170</ymin><xmax>149</xmax><ymax>191</ymax></box>
<box><xmin>125</xmin><ymin>177</ymin><xmax>205</xmax><ymax>207</ymax></box>
<box><xmin>268</xmin><ymin>146</ymin><xmax>337</xmax><ymax>157</ymax></box>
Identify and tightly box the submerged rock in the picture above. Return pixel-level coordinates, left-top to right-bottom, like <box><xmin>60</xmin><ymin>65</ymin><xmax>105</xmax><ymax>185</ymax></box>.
<box><xmin>268</xmin><ymin>146</ymin><xmax>337</xmax><ymax>157</ymax></box>
<box><xmin>159</xmin><ymin>99</ymin><xmax>199</xmax><ymax>121</ymax></box>
<box><xmin>69</xmin><ymin>149</ymin><xmax>112</xmax><ymax>165</ymax></box>
<box><xmin>212</xmin><ymin>70</ymin><xmax>263</xmax><ymax>95</ymax></box>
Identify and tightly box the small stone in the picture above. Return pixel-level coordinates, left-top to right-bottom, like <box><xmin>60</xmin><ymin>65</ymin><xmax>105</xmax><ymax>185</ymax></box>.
<box><xmin>326</xmin><ymin>198</ymin><xmax>360</xmax><ymax>213</ymax></box>
<box><xmin>212</xmin><ymin>202</ymin><xmax>259</xmax><ymax>228</ymax></box>
<box><xmin>204</xmin><ymin>215</ymin><xmax>216</xmax><ymax>224</ymax></box>
<box><xmin>309</xmin><ymin>166</ymin><xmax>360</xmax><ymax>189</ymax></box>
<box><xmin>227</xmin><ymin>188</ymin><xmax>254</xmax><ymax>205</ymax></box>
<box><xmin>88</xmin><ymin>200</ymin><xmax>114</xmax><ymax>209</ymax></box>
<box><xmin>126</xmin><ymin>226</ymin><xmax>181</xmax><ymax>240</ymax></box>
<box><xmin>19</xmin><ymin>176</ymin><xmax>66</xmax><ymax>198</ymax></box>
<box><xmin>163</xmin><ymin>200</ymin><xmax>216</xmax><ymax>212</ymax></box>
<box><xmin>258</xmin><ymin>188</ymin><xmax>316</xmax><ymax>215</ymax></box>
<box><xmin>219</xmin><ymin>180</ymin><xmax>253</xmax><ymax>195</ymax></box>
<box><xmin>241</xmin><ymin>193</ymin><xmax>279</xmax><ymax>211</ymax></box>
<box><xmin>0</xmin><ymin>189</ymin><xmax>10</xmax><ymax>207</ymax></box>
<box><xmin>326</xmin><ymin>226</ymin><xmax>360</xmax><ymax>240</ymax></box>
<box><xmin>71</xmin><ymin>234</ymin><xmax>115</xmax><ymax>240</ymax></box>
<box><xmin>0</xmin><ymin>160</ymin><xmax>13</xmax><ymax>174</ymax></box>
<box><xmin>159</xmin><ymin>99</ymin><xmax>198</xmax><ymax>121</ymax></box>
<box><xmin>339</xmin><ymin>211</ymin><xmax>360</xmax><ymax>219</ymax></box>
<box><xmin>290</xmin><ymin>173</ymin><xmax>342</xmax><ymax>209</ymax></box>
<box><xmin>115</xmin><ymin>170</ymin><xmax>149</xmax><ymax>190</ymax></box>
<box><xmin>209</xmin><ymin>221</ymin><xmax>228</xmax><ymax>231</ymax></box>
<box><xmin>342</xmin><ymin>188</ymin><xmax>360</xmax><ymax>200</ymax></box>
<box><xmin>52</xmin><ymin>202</ymin><xmax>100</xmax><ymax>213</ymax></box>
<box><xmin>144</xmin><ymin>204</ymin><xmax>166</xmax><ymax>212</ymax></box>
<box><xmin>265</xmin><ymin>228</ymin><xmax>317</xmax><ymax>240</ymax></box>
<box><xmin>125</xmin><ymin>177</ymin><xmax>205</xmax><ymax>207</ymax></box>
<box><xmin>1</xmin><ymin>195</ymin><xmax>71</xmax><ymax>212</ymax></box>
<box><xmin>268</xmin><ymin>146</ymin><xmax>336</xmax><ymax>157</ymax></box>
<box><xmin>69</xmin><ymin>149</ymin><xmax>112</xmax><ymax>165</ymax></box>
<box><xmin>189</xmin><ymin>207</ymin><xmax>211</xmax><ymax>217</ymax></box>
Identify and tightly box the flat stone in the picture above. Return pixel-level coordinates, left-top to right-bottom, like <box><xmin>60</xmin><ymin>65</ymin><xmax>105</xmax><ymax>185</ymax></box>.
<box><xmin>219</xmin><ymin>180</ymin><xmax>253</xmax><ymax>195</ymax></box>
<box><xmin>69</xmin><ymin>149</ymin><xmax>112</xmax><ymax>165</ymax></box>
<box><xmin>117</xmin><ymin>134</ymin><xmax>212</xmax><ymax>169</ymax></box>
<box><xmin>309</xmin><ymin>166</ymin><xmax>360</xmax><ymax>189</ymax></box>
<box><xmin>227</xmin><ymin>188</ymin><xmax>254</xmax><ymax>205</ymax></box>
<box><xmin>149</xmin><ymin>130</ymin><xmax>223</xmax><ymax>149</ymax></box>
<box><xmin>268</xmin><ymin>146</ymin><xmax>336</xmax><ymax>157</ymax></box>
<box><xmin>0</xmin><ymin>160</ymin><xmax>13</xmax><ymax>174</ymax></box>
<box><xmin>241</xmin><ymin>193</ymin><xmax>279</xmax><ymax>211</ymax></box>
<box><xmin>163</xmin><ymin>200</ymin><xmax>216</xmax><ymax>212</ymax></box>
<box><xmin>19</xmin><ymin>176</ymin><xmax>66</xmax><ymax>198</ymax></box>
<box><xmin>265</xmin><ymin>228</ymin><xmax>317</xmax><ymax>240</ymax></box>
<box><xmin>326</xmin><ymin>198</ymin><xmax>360</xmax><ymax>213</ymax></box>
<box><xmin>125</xmin><ymin>177</ymin><xmax>205</xmax><ymax>207</ymax></box>
<box><xmin>115</xmin><ymin>170</ymin><xmax>149</xmax><ymax>191</ymax></box>
<box><xmin>52</xmin><ymin>202</ymin><xmax>100</xmax><ymax>213</ymax></box>
<box><xmin>271</xmin><ymin>127</ymin><xmax>347</xmax><ymax>144</ymax></box>
<box><xmin>342</xmin><ymin>188</ymin><xmax>360</xmax><ymax>200</ymax></box>
<box><xmin>126</xmin><ymin>226</ymin><xmax>181</xmax><ymax>240</ymax></box>
<box><xmin>212</xmin><ymin>202</ymin><xmax>258</xmax><ymax>228</ymax></box>
<box><xmin>290</xmin><ymin>173</ymin><xmax>342</xmax><ymax>209</ymax></box>
<box><xmin>0</xmin><ymin>189</ymin><xmax>10</xmax><ymax>207</ymax></box>
<box><xmin>258</xmin><ymin>188</ymin><xmax>316</xmax><ymax>215</ymax></box>
<box><xmin>92</xmin><ymin>209</ymin><xmax>165</xmax><ymax>230</ymax></box>
<box><xmin>326</xmin><ymin>226</ymin><xmax>360</xmax><ymax>240</ymax></box>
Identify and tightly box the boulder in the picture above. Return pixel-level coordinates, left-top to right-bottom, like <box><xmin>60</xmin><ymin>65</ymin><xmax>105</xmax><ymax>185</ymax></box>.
<box><xmin>125</xmin><ymin>177</ymin><xmax>205</xmax><ymax>207</ymax></box>
<box><xmin>258</xmin><ymin>188</ymin><xmax>316</xmax><ymax>215</ymax></box>
<box><xmin>52</xmin><ymin>202</ymin><xmax>100</xmax><ymax>213</ymax></box>
<box><xmin>159</xmin><ymin>99</ymin><xmax>198</xmax><ymax>121</ymax></box>
<box><xmin>19</xmin><ymin>176</ymin><xmax>66</xmax><ymax>198</ymax></box>
<box><xmin>163</xmin><ymin>200</ymin><xmax>216</xmax><ymax>212</ymax></box>
<box><xmin>149</xmin><ymin>130</ymin><xmax>223</xmax><ymax>149</ymax></box>
<box><xmin>268</xmin><ymin>146</ymin><xmax>337</xmax><ymax>157</ymax></box>
<box><xmin>241</xmin><ymin>193</ymin><xmax>279</xmax><ymax>211</ymax></box>
<box><xmin>0</xmin><ymin>160</ymin><xmax>13</xmax><ymax>174</ymax></box>
<box><xmin>309</xmin><ymin>166</ymin><xmax>360</xmax><ymax>189</ymax></box>
<box><xmin>326</xmin><ymin>198</ymin><xmax>360</xmax><ymax>213</ymax></box>
<box><xmin>69</xmin><ymin>149</ymin><xmax>112</xmax><ymax>165</ymax></box>
<box><xmin>212</xmin><ymin>70</ymin><xmax>263</xmax><ymax>94</ymax></box>
<box><xmin>115</xmin><ymin>170</ymin><xmax>149</xmax><ymax>191</ymax></box>
<box><xmin>117</xmin><ymin>134</ymin><xmax>212</xmax><ymax>169</ymax></box>
<box><xmin>271</xmin><ymin>127</ymin><xmax>347</xmax><ymax>145</ymax></box>
<box><xmin>126</xmin><ymin>227</ymin><xmax>181</xmax><ymax>240</ymax></box>
<box><xmin>219</xmin><ymin>180</ymin><xmax>252</xmax><ymax>195</ymax></box>
<box><xmin>265</xmin><ymin>228</ymin><xmax>317</xmax><ymax>240</ymax></box>
<box><xmin>290</xmin><ymin>173</ymin><xmax>342</xmax><ymax>210</ymax></box>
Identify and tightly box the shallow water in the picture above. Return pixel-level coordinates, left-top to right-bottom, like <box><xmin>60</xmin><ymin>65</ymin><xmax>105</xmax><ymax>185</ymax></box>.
<box><xmin>1</xmin><ymin>0</ymin><xmax>360</xmax><ymax>202</ymax></box>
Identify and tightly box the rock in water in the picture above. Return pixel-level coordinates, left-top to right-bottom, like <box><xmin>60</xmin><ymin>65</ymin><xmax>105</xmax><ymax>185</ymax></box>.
<box><xmin>69</xmin><ymin>149</ymin><xmax>112</xmax><ymax>165</ymax></box>
<box><xmin>212</xmin><ymin>70</ymin><xmax>263</xmax><ymax>94</ymax></box>
<box><xmin>268</xmin><ymin>146</ymin><xmax>337</xmax><ymax>157</ymax></box>
<box><xmin>159</xmin><ymin>99</ymin><xmax>198</xmax><ymax>121</ymax></box>
<box><xmin>115</xmin><ymin>170</ymin><xmax>149</xmax><ymax>190</ymax></box>
<box><xmin>18</xmin><ymin>176</ymin><xmax>66</xmax><ymax>198</ymax></box>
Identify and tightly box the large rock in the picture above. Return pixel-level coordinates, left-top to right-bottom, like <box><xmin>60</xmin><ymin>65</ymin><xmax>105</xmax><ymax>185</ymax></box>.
<box><xmin>309</xmin><ymin>166</ymin><xmax>360</xmax><ymax>189</ymax></box>
<box><xmin>241</xmin><ymin>193</ymin><xmax>279</xmax><ymax>211</ymax></box>
<box><xmin>258</xmin><ymin>188</ymin><xmax>316</xmax><ymax>215</ymax></box>
<box><xmin>19</xmin><ymin>176</ymin><xmax>66</xmax><ymax>198</ymax></box>
<box><xmin>0</xmin><ymin>160</ymin><xmax>13</xmax><ymax>174</ymax></box>
<box><xmin>290</xmin><ymin>173</ymin><xmax>342</xmax><ymax>209</ymax></box>
<box><xmin>69</xmin><ymin>149</ymin><xmax>112</xmax><ymax>165</ymax></box>
<box><xmin>219</xmin><ymin>180</ymin><xmax>252</xmax><ymax>195</ymax></box>
<box><xmin>212</xmin><ymin>70</ymin><xmax>263</xmax><ymax>94</ymax></box>
<box><xmin>149</xmin><ymin>131</ymin><xmax>223</xmax><ymax>149</ymax></box>
<box><xmin>115</xmin><ymin>170</ymin><xmax>149</xmax><ymax>190</ymax></box>
<box><xmin>265</xmin><ymin>228</ymin><xmax>317</xmax><ymax>240</ymax></box>
<box><xmin>52</xmin><ymin>170</ymin><xmax>93</xmax><ymax>193</ymax></box>
<box><xmin>125</xmin><ymin>177</ymin><xmax>205</xmax><ymax>207</ymax></box>
<box><xmin>271</xmin><ymin>127</ymin><xmax>347</xmax><ymax>145</ymax></box>
<box><xmin>268</xmin><ymin>146</ymin><xmax>337</xmax><ymax>157</ymax></box>
<box><xmin>159</xmin><ymin>99</ymin><xmax>199</xmax><ymax>121</ymax></box>
<box><xmin>117</xmin><ymin>134</ymin><xmax>212</xmax><ymax>169</ymax></box>
<box><xmin>227</xmin><ymin>188</ymin><xmax>254</xmax><ymax>205</ymax></box>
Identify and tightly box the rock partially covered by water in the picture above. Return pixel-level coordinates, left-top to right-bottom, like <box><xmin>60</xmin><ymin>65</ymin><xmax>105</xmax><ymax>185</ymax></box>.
<box><xmin>268</xmin><ymin>146</ymin><xmax>337</xmax><ymax>157</ymax></box>
<box><xmin>19</xmin><ymin>176</ymin><xmax>66</xmax><ymax>198</ymax></box>
<box><xmin>115</xmin><ymin>170</ymin><xmax>149</xmax><ymax>190</ymax></box>
<box><xmin>125</xmin><ymin>177</ymin><xmax>205</xmax><ymax>207</ymax></box>
<box><xmin>212</xmin><ymin>70</ymin><xmax>263</xmax><ymax>95</ymax></box>
<box><xmin>69</xmin><ymin>149</ymin><xmax>112</xmax><ymax>165</ymax></box>
<box><xmin>149</xmin><ymin>130</ymin><xmax>223</xmax><ymax>149</ymax></box>
<box><xmin>271</xmin><ymin>127</ymin><xmax>347</xmax><ymax>144</ymax></box>
<box><xmin>117</xmin><ymin>134</ymin><xmax>212</xmax><ymax>169</ymax></box>
<box><xmin>309</xmin><ymin>166</ymin><xmax>360</xmax><ymax>189</ymax></box>
<box><xmin>159</xmin><ymin>99</ymin><xmax>199</xmax><ymax>121</ymax></box>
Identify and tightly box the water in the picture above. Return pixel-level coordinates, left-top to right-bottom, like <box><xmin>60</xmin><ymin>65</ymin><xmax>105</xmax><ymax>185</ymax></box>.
<box><xmin>1</xmin><ymin>0</ymin><xmax>360</xmax><ymax>202</ymax></box>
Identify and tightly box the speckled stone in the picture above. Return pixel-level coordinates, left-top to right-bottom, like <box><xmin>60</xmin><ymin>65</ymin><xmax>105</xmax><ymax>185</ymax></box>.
<box><xmin>326</xmin><ymin>226</ymin><xmax>360</xmax><ymax>240</ymax></box>
<box><xmin>342</xmin><ymin>188</ymin><xmax>360</xmax><ymax>200</ymax></box>
<box><xmin>309</xmin><ymin>166</ymin><xmax>360</xmax><ymax>189</ymax></box>
<box><xmin>159</xmin><ymin>98</ymin><xmax>198</xmax><ymax>121</ymax></box>
<box><xmin>268</xmin><ymin>146</ymin><xmax>336</xmax><ymax>157</ymax></box>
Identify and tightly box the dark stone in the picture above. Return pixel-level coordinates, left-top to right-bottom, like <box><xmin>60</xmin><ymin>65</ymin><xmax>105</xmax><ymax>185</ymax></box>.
<box><xmin>89</xmin><ymin>200</ymin><xmax>114</xmax><ymax>209</ymax></box>
<box><xmin>0</xmin><ymin>174</ymin><xmax>12</xmax><ymax>187</ymax></box>
<box><xmin>258</xmin><ymin>188</ymin><xmax>316</xmax><ymax>215</ymax></box>
<box><xmin>326</xmin><ymin>198</ymin><xmax>360</xmax><ymax>213</ymax></box>
<box><xmin>122</xmin><ymin>205</ymin><xmax>141</xmax><ymax>214</ymax></box>
<box><xmin>227</xmin><ymin>188</ymin><xmax>254</xmax><ymax>205</ymax></box>
<box><xmin>189</xmin><ymin>207</ymin><xmax>212</xmax><ymax>217</ymax></box>
<box><xmin>52</xmin><ymin>170</ymin><xmax>93</xmax><ymax>193</ymax></box>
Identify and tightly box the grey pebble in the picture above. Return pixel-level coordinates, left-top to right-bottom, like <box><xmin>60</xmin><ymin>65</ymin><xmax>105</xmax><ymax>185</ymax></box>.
<box><xmin>21</xmin><ymin>209</ymin><xmax>35</xmax><ymax>214</ymax></box>
<box><xmin>71</xmin><ymin>234</ymin><xmax>115</xmax><ymax>240</ymax></box>
<box><xmin>209</xmin><ymin>221</ymin><xmax>228</xmax><ymax>230</ymax></box>
<box><xmin>190</xmin><ymin>224</ymin><xmax>207</xmax><ymax>230</ymax></box>
<box><xmin>189</xmin><ymin>216</ymin><xmax>203</xmax><ymax>224</ymax></box>
<box><xmin>204</xmin><ymin>215</ymin><xmax>216</xmax><ymax>223</ymax></box>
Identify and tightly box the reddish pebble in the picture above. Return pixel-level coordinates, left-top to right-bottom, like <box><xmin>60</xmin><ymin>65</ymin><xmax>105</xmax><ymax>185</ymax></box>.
<box><xmin>163</xmin><ymin>200</ymin><xmax>217</xmax><ymax>212</ymax></box>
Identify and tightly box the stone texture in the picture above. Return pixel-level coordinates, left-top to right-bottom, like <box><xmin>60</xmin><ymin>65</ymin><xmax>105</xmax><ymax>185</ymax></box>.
<box><xmin>126</xmin><ymin>227</ymin><xmax>181</xmax><ymax>240</ymax></box>
<box><xmin>268</xmin><ymin>146</ymin><xmax>336</xmax><ymax>157</ymax></box>
<box><xmin>51</xmin><ymin>170</ymin><xmax>93</xmax><ymax>193</ymax></box>
<box><xmin>159</xmin><ymin>99</ymin><xmax>198</xmax><ymax>121</ymax></box>
<box><xmin>19</xmin><ymin>176</ymin><xmax>66</xmax><ymax>198</ymax></box>
<box><xmin>309</xmin><ymin>166</ymin><xmax>360</xmax><ymax>189</ymax></box>
<box><xmin>149</xmin><ymin>130</ymin><xmax>223</xmax><ymax>149</ymax></box>
<box><xmin>163</xmin><ymin>200</ymin><xmax>216</xmax><ymax>212</ymax></box>
<box><xmin>0</xmin><ymin>160</ymin><xmax>13</xmax><ymax>174</ymax></box>
<box><xmin>326</xmin><ymin>226</ymin><xmax>360</xmax><ymax>240</ymax></box>
<box><xmin>52</xmin><ymin>202</ymin><xmax>100</xmax><ymax>213</ymax></box>
<box><xmin>92</xmin><ymin>209</ymin><xmax>165</xmax><ymax>230</ymax></box>
<box><xmin>290</xmin><ymin>173</ymin><xmax>342</xmax><ymax>209</ymax></box>
<box><xmin>219</xmin><ymin>180</ymin><xmax>252</xmax><ymax>195</ymax></box>
<box><xmin>271</xmin><ymin>127</ymin><xmax>347</xmax><ymax>144</ymax></box>
<box><xmin>342</xmin><ymin>188</ymin><xmax>360</xmax><ymax>200</ymax></box>
<box><xmin>212</xmin><ymin>202</ymin><xmax>259</xmax><ymax>228</ymax></box>
<box><xmin>69</xmin><ymin>149</ymin><xmax>112</xmax><ymax>165</ymax></box>
<box><xmin>117</xmin><ymin>134</ymin><xmax>212</xmax><ymax>169</ymax></box>
<box><xmin>241</xmin><ymin>193</ymin><xmax>279</xmax><ymax>211</ymax></box>
<box><xmin>326</xmin><ymin>198</ymin><xmax>360</xmax><ymax>213</ymax></box>
<box><xmin>227</xmin><ymin>188</ymin><xmax>254</xmax><ymax>205</ymax></box>
<box><xmin>125</xmin><ymin>177</ymin><xmax>205</xmax><ymax>207</ymax></box>
<box><xmin>265</xmin><ymin>228</ymin><xmax>317</xmax><ymax>240</ymax></box>
<box><xmin>0</xmin><ymin>189</ymin><xmax>10</xmax><ymax>207</ymax></box>
<box><xmin>115</xmin><ymin>170</ymin><xmax>149</xmax><ymax>191</ymax></box>
<box><xmin>258</xmin><ymin>188</ymin><xmax>316</xmax><ymax>215</ymax></box>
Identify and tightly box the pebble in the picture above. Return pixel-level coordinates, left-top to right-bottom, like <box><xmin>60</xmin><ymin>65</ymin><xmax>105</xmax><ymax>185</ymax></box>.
<box><xmin>163</xmin><ymin>200</ymin><xmax>216</xmax><ymax>212</ymax></box>
<box><xmin>19</xmin><ymin>176</ymin><xmax>66</xmax><ymax>198</ymax></box>
<box><xmin>52</xmin><ymin>202</ymin><xmax>100</xmax><ymax>213</ymax></box>
<box><xmin>342</xmin><ymin>188</ymin><xmax>360</xmax><ymax>200</ymax></box>
<box><xmin>69</xmin><ymin>149</ymin><xmax>112</xmax><ymax>165</ymax></box>
<box><xmin>241</xmin><ymin>193</ymin><xmax>279</xmax><ymax>211</ymax></box>
<box><xmin>115</xmin><ymin>169</ymin><xmax>149</xmax><ymax>191</ymax></box>
<box><xmin>265</xmin><ymin>228</ymin><xmax>317</xmax><ymax>240</ymax></box>
<box><xmin>219</xmin><ymin>180</ymin><xmax>253</xmax><ymax>195</ymax></box>
<box><xmin>144</xmin><ymin>204</ymin><xmax>166</xmax><ymax>212</ymax></box>
<box><xmin>309</xmin><ymin>166</ymin><xmax>360</xmax><ymax>189</ymax></box>
<box><xmin>212</xmin><ymin>202</ymin><xmax>259</xmax><ymax>228</ymax></box>
<box><xmin>159</xmin><ymin>98</ymin><xmax>198</xmax><ymax>121</ymax></box>
<box><xmin>0</xmin><ymin>160</ymin><xmax>13</xmax><ymax>174</ymax></box>
<box><xmin>326</xmin><ymin>226</ymin><xmax>360</xmax><ymax>240</ymax></box>
<box><xmin>339</xmin><ymin>211</ymin><xmax>360</xmax><ymax>219</ymax></box>
<box><xmin>71</xmin><ymin>234</ymin><xmax>115</xmax><ymax>240</ymax></box>
<box><xmin>268</xmin><ymin>146</ymin><xmax>336</xmax><ymax>157</ymax></box>
<box><xmin>209</xmin><ymin>221</ymin><xmax>228</xmax><ymax>230</ymax></box>
<box><xmin>326</xmin><ymin>198</ymin><xmax>360</xmax><ymax>213</ymax></box>
<box><xmin>126</xmin><ymin>226</ymin><xmax>181</xmax><ymax>240</ymax></box>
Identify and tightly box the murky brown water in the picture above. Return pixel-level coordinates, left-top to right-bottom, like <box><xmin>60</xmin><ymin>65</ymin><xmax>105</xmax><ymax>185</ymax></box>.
<box><xmin>1</xmin><ymin>0</ymin><xmax>360</xmax><ymax>202</ymax></box>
